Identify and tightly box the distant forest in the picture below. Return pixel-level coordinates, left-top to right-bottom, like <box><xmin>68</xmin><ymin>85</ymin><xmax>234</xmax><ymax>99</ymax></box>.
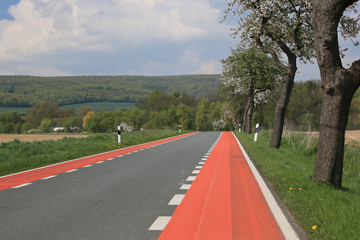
<box><xmin>0</xmin><ymin>75</ymin><xmax>221</xmax><ymax>107</ymax></box>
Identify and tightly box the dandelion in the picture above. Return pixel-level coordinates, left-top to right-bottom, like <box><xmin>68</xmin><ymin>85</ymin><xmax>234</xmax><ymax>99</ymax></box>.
<box><xmin>289</xmin><ymin>188</ymin><xmax>293</xmax><ymax>190</ymax></box>
<box><xmin>299</xmin><ymin>188</ymin><xmax>302</xmax><ymax>190</ymax></box>
<box><xmin>312</xmin><ymin>225</ymin><xmax>317</xmax><ymax>230</ymax></box>
<box><xmin>283</xmin><ymin>177</ymin><xmax>286</xmax><ymax>181</ymax></box>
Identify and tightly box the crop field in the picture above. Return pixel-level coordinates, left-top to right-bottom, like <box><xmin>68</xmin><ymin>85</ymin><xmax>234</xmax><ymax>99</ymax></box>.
<box><xmin>0</xmin><ymin>134</ymin><xmax>89</xmax><ymax>143</ymax></box>
<box><xmin>0</xmin><ymin>102</ymin><xmax>134</xmax><ymax>114</ymax></box>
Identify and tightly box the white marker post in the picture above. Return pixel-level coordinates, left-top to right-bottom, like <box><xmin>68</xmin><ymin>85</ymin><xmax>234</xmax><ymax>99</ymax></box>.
<box><xmin>179</xmin><ymin>125</ymin><xmax>181</xmax><ymax>133</ymax></box>
<box><xmin>239</xmin><ymin>123</ymin><xmax>241</xmax><ymax>132</ymax></box>
<box><xmin>117</xmin><ymin>126</ymin><xmax>121</xmax><ymax>144</ymax></box>
<box><xmin>254</xmin><ymin>123</ymin><xmax>259</xmax><ymax>142</ymax></box>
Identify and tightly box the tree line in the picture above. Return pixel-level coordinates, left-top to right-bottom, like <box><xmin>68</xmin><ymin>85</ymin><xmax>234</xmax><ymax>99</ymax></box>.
<box><xmin>0</xmin><ymin>75</ymin><xmax>221</xmax><ymax>107</ymax></box>
<box><xmin>223</xmin><ymin>0</ymin><xmax>360</xmax><ymax>188</ymax></box>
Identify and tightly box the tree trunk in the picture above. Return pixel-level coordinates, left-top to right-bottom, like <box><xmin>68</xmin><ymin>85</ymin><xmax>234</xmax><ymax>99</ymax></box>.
<box><xmin>312</xmin><ymin>0</ymin><xmax>360</xmax><ymax>188</ymax></box>
<box><xmin>269</xmin><ymin>57</ymin><xmax>296</xmax><ymax>148</ymax></box>
<box><xmin>243</xmin><ymin>92</ymin><xmax>255</xmax><ymax>134</ymax></box>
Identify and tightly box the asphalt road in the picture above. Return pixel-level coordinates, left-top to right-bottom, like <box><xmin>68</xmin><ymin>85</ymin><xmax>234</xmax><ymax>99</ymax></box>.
<box><xmin>0</xmin><ymin>132</ymin><xmax>221</xmax><ymax>240</ymax></box>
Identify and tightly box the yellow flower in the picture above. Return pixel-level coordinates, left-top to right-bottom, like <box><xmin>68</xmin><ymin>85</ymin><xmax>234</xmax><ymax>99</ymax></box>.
<box><xmin>299</xmin><ymin>188</ymin><xmax>302</xmax><ymax>190</ymax></box>
<box><xmin>289</xmin><ymin>188</ymin><xmax>293</xmax><ymax>191</ymax></box>
<box><xmin>312</xmin><ymin>225</ymin><xmax>317</xmax><ymax>230</ymax></box>
<box><xmin>283</xmin><ymin>178</ymin><xmax>286</xmax><ymax>181</ymax></box>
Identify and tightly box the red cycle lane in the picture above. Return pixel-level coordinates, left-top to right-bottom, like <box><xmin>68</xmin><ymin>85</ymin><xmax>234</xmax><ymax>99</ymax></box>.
<box><xmin>0</xmin><ymin>132</ymin><xmax>196</xmax><ymax>191</ymax></box>
<box><xmin>159</xmin><ymin>131</ymin><xmax>285</xmax><ymax>240</ymax></box>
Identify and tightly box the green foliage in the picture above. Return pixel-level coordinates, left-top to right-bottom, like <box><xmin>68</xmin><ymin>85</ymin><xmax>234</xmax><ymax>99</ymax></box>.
<box><xmin>0</xmin><ymin>75</ymin><xmax>221</xmax><ymax>107</ymax></box>
<box><xmin>235</xmin><ymin>131</ymin><xmax>360</xmax><ymax>240</ymax></box>
<box><xmin>39</xmin><ymin>118</ymin><xmax>56</xmax><ymax>133</ymax></box>
<box><xmin>196</xmin><ymin>98</ymin><xmax>212</xmax><ymax>131</ymax></box>
<box><xmin>0</xmin><ymin>111</ymin><xmax>25</xmax><ymax>133</ymax></box>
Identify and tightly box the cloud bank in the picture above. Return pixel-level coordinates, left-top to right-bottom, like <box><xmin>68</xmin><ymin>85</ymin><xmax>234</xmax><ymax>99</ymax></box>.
<box><xmin>0</xmin><ymin>0</ymin><xmax>235</xmax><ymax>76</ymax></box>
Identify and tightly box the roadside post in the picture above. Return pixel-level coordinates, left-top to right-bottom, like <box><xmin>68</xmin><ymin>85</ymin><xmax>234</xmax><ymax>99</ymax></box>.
<box><xmin>254</xmin><ymin>123</ymin><xmax>259</xmax><ymax>142</ymax></box>
<box><xmin>117</xmin><ymin>126</ymin><xmax>121</xmax><ymax>144</ymax></box>
<box><xmin>239</xmin><ymin>123</ymin><xmax>241</xmax><ymax>132</ymax></box>
<box><xmin>179</xmin><ymin>125</ymin><xmax>181</xmax><ymax>133</ymax></box>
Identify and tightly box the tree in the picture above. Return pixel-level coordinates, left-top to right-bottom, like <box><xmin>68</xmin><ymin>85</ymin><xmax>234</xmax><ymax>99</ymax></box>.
<box><xmin>312</xmin><ymin>0</ymin><xmax>360</xmax><ymax>188</ymax></box>
<box><xmin>224</xmin><ymin>0</ymin><xmax>314</xmax><ymax>146</ymax></box>
<box><xmin>82</xmin><ymin>111</ymin><xmax>95</xmax><ymax>130</ymax></box>
<box><xmin>196</xmin><ymin>98</ymin><xmax>212</xmax><ymax>131</ymax></box>
<box><xmin>39</xmin><ymin>118</ymin><xmax>56</xmax><ymax>133</ymax></box>
<box><xmin>26</xmin><ymin>101</ymin><xmax>60</xmax><ymax>127</ymax></box>
<box><xmin>221</xmin><ymin>47</ymin><xmax>282</xmax><ymax>133</ymax></box>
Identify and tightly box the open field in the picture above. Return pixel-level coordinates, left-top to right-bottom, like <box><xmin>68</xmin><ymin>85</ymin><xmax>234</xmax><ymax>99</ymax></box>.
<box><xmin>0</xmin><ymin>102</ymin><xmax>135</xmax><ymax>114</ymax></box>
<box><xmin>0</xmin><ymin>134</ymin><xmax>90</xmax><ymax>143</ymax></box>
<box><xmin>291</xmin><ymin>130</ymin><xmax>360</xmax><ymax>145</ymax></box>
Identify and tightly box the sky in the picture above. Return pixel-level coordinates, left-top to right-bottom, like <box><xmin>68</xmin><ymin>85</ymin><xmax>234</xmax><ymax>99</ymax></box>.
<box><xmin>0</xmin><ymin>0</ymin><xmax>358</xmax><ymax>81</ymax></box>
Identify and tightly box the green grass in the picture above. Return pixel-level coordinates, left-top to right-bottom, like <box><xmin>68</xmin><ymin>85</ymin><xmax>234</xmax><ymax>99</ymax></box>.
<box><xmin>0</xmin><ymin>130</ymin><xmax>186</xmax><ymax>177</ymax></box>
<box><xmin>0</xmin><ymin>102</ymin><xmax>134</xmax><ymax>114</ymax></box>
<box><xmin>59</xmin><ymin>102</ymin><xmax>134</xmax><ymax>112</ymax></box>
<box><xmin>234</xmin><ymin>131</ymin><xmax>360</xmax><ymax>240</ymax></box>
<box><xmin>0</xmin><ymin>107</ymin><xmax>29</xmax><ymax>114</ymax></box>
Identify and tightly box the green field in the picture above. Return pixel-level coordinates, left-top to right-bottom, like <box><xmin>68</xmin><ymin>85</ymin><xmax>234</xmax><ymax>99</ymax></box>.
<box><xmin>0</xmin><ymin>130</ymin><xmax>185</xmax><ymax>177</ymax></box>
<box><xmin>235</xmin><ymin>131</ymin><xmax>360</xmax><ymax>240</ymax></box>
<box><xmin>0</xmin><ymin>102</ymin><xmax>135</xmax><ymax>114</ymax></box>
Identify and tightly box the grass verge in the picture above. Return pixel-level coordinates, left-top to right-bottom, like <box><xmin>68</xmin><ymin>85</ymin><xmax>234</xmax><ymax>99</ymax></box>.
<box><xmin>234</xmin><ymin>131</ymin><xmax>360</xmax><ymax>240</ymax></box>
<box><xmin>0</xmin><ymin>130</ymin><xmax>187</xmax><ymax>177</ymax></box>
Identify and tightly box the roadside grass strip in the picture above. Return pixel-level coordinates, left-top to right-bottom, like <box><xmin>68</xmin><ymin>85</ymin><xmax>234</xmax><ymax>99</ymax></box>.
<box><xmin>0</xmin><ymin>132</ymin><xmax>196</xmax><ymax>191</ymax></box>
<box><xmin>158</xmin><ymin>132</ymin><xmax>285</xmax><ymax>240</ymax></box>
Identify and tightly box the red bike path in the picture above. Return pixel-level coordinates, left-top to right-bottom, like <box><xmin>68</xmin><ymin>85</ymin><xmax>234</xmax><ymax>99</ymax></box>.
<box><xmin>159</xmin><ymin>132</ymin><xmax>287</xmax><ymax>240</ymax></box>
<box><xmin>0</xmin><ymin>132</ymin><xmax>196</xmax><ymax>191</ymax></box>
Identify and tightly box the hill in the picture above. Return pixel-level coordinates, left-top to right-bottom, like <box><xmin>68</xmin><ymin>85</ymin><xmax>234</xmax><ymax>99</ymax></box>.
<box><xmin>0</xmin><ymin>75</ymin><xmax>221</xmax><ymax>107</ymax></box>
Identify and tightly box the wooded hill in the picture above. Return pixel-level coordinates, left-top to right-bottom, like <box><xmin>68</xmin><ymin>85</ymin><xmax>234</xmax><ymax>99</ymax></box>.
<box><xmin>0</xmin><ymin>75</ymin><xmax>221</xmax><ymax>107</ymax></box>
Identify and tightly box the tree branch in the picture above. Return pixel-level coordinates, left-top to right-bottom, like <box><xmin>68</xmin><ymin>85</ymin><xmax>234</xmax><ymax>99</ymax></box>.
<box><xmin>254</xmin><ymin>35</ymin><xmax>287</xmax><ymax>71</ymax></box>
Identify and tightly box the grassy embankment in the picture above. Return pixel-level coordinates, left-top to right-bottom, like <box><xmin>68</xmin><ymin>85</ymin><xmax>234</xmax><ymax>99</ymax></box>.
<box><xmin>0</xmin><ymin>130</ymin><xmax>186</xmax><ymax>177</ymax></box>
<box><xmin>234</xmin><ymin>131</ymin><xmax>360</xmax><ymax>240</ymax></box>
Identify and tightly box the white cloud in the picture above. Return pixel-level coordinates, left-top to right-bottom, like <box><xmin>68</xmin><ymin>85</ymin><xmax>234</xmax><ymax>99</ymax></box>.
<box><xmin>196</xmin><ymin>60</ymin><xmax>221</xmax><ymax>74</ymax></box>
<box><xmin>0</xmin><ymin>0</ymin><xmax>227</xmax><ymax>65</ymax></box>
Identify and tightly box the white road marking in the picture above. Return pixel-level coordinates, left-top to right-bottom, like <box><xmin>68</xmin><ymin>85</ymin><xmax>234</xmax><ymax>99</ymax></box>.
<box><xmin>41</xmin><ymin>175</ymin><xmax>57</xmax><ymax>180</ymax></box>
<box><xmin>107</xmin><ymin>158</ymin><xmax>115</xmax><ymax>161</ymax></box>
<box><xmin>149</xmin><ymin>216</ymin><xmax>172</xmax><ymax>230</ymax></box>
<box><xmin>83</xmin><ymin>165</ymin><xmax>92</xmax><ymax>168</ymax></box>
<box><xmin>233</xmin><ymin>132</ymin><xmax>300</xmax><ymax>240</ymax></box>
<box><xmin>186</xmin><ymin>176</ymin><xmax>196</xmax><ymax>181</ymax></box>
<box><xmin>195</xmin><ymin>166</ymin><xmax>202</xmax><ymax>169</ymax></box>
<box><xmin>180</xmin><ymin>184</ymin><xmax>192</xmax><ymax>190</ymax></box>
<box><xmin>199</xmin><ymin>162</ymin><xmax>205</xmax><ymax>165</ymax></box>
<box><xmin>66</xmin><ymin>169</ymin><xmax>78</xmax><ymax>173</ymax></box>
<box><xmin>95</xmin><ymin>161</ymin><xmax>104</xmax><ymax>164</ymax></box>
<box><xmin>126</xmin><ymin>153</ymin><xmax>132</xmax><ymax>155</ymax></box>
<box><xmin>192</xmin><ymin>170</ymin><xmax>200</xmax><ymax>174</ymax></box>
<box><xmin>12</xmin><ymin>183</ymin><xmax>32</xmax><ymax>189</ymax></box>
<box><xmin>201</xmin><ymin>158</ymin><xmax>207</xmax><ymax>161</ymax></box>
<box><xmin>168</xmin><ymin>194</ymin><xmax>185</xmax><ymax>205</ymax></box>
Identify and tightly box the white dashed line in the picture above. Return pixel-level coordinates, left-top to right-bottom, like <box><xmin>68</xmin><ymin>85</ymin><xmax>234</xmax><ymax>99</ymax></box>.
<box><xmin>41</xmin><ymin>175</ymin><xmax>57</xmax><ymax>180</ymax></box>
<box><xmin>83</xmin><ymin>165</ymin><xmax>92</xmax><ymax>168</ymax></box>
<box><xmin>192</xmin><ymin>170</ymin><xmax>200</xmax><ymax>174</ymax></box>
<box><xmin>95</xmin><ymin>161</ymin><xmax>104</xmax><ymax>164</ymax></box>
<box><xmin>107</xmin><ymin>158</ymin><xmax>115</xmax><ymax>161</ymax></box>
<box><xmin>149</xmin><ymin>216</ymin><xmax>172</xmax><ymax>230</ymax></box>
<box><xmin>201</xmin><ymin>158</ymin><xmax>207</xmax><ymax>161</ymax></box>
<box><xmin>168</xmin><ymin>194</ymin><xmax>185</xmax><ymax>205</ymax></box>
<box><xmin>66</xmin><ymin>169</ymin><xmax>78</xmax><ymax>173</ymax></box>
<box><xmin>180</xmin><ymin>184</ymin><xmax>192</xmax><ymax>190</ymax></box>
<box><xmin>186</xmin><ymin>176</ymin><xmax>196</xmax><ymax>181</ymax></box>
<box><xmin>199</xmin><ymin>162</ymin><xmax>205</xmax><ymax>165</ymax></box>
<box><xmin>195</xmin><ymin>166</ymin><xmax>202</xmax><ymax>169</ymax></box>
<box><xmin>12</xmin><ymin>183</ymin><xmax>32</xmax><ymax>189</ymax></box>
